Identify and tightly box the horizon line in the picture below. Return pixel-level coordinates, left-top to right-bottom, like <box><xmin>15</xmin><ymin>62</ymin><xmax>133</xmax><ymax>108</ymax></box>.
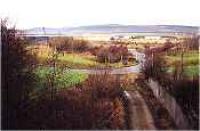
<box><xmin>17</xmin><ymin>24</ymin><xmax>200</xmax><ymax>30</ymax></box>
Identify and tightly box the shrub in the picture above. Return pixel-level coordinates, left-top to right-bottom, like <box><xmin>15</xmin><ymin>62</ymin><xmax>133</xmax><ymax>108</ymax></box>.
<box><xmin>18</xmin><ymin>73</ymin><xmax>125</xmax><ymax>129</ymax></box>
<box><xmin>1</xmin><ymin>19</ymin><xmax>36</xmax><ymax>129</ymax></box>
<box><xmin>93</xmin><ymin>45</ymin><xmax>131</xmax><ymax>64</ymax></box>
<box><xmin>172</xmin><ymin>77</ymin><xmax>199</xmax><ymax>129</ymax></box>
<box><xmin>96</xmin><ymin>46</ymin><xmax>109</xmax><ymax>63</ymax></box>
<box><xmin>142</xmin><ymin>47</ymin><xmax>167</xmax><ymax>79</ymax></box>
<box><xmin>142</xmin><ymin>43</ymin><xmax>199</xmax><ymax>129</ymax></box>
<box><xmin>159</xmin><ymin>75</ymin><xmax>199</xmax><ymax>129</ymax></box>
<box><xmin>86</xmin><ymin>74</ymin><xmax>123</xmax><ymax>99</ymax></box>
<box><xmin>49</xmin><ymin>37</ymin><xmax>90</xmax><ymax>53</ymax></box>
<box><xmin>183</xmin><ymin>36</ymin><xmax>199</xmax><ymax>50</ymax></box>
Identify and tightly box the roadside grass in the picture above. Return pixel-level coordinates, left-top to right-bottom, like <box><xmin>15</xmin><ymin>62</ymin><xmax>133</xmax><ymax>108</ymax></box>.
<box><xmin>55</xmin><ymin>53</ymin><xmax>138</xmax><ymax>68</ymax></box>
<box><xmin>27</xmin><ymin>45</ymin><xmax>137</xmax><ymax>69</ymax></box>
<box><xmin>57</xmin><ymin>53</ymin><xmax>137</xmax><ymax>68</ymax></box>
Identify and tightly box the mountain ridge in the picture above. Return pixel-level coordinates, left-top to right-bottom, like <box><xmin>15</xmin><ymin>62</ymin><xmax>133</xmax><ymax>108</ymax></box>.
<box><xmin>24</xmin><ymin>24</ymin><xmax>199</xmax><ymax>35</ymax></box>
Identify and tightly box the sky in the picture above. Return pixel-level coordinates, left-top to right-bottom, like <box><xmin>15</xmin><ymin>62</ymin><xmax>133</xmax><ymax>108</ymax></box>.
<box><xmin>0</xmin><ymin>0</ymin><xmax>200</xmax><ymax>29</ymax></box>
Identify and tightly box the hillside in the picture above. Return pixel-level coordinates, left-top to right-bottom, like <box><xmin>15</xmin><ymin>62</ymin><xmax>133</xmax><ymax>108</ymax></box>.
<box><xmin>24</xmin><ymin>25</ymin><xmax>199</xmax><ymax>35</ymax></box>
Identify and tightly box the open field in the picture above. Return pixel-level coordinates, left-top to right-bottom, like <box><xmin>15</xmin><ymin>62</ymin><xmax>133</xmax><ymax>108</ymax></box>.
<box><xmin>27</xmin><ymin>44</ymin><xmax>138</xmax><ymax>69</ymax></box>
<box><xmin>166</xmin><ymin>65</ymin><xmax>199</xmax><ymax>77</ymax></box>
<box><xmin>29</xmin><ymin>66</ymin><xmax>88</xmax><ymax>99</ymax></box>
<box><xmin>33</xmin><ymin>66</ymin><xmax>88</xmax><ymax>89</ymax></box>
<box><xmin>164</xmin><ymin>50</ymin><xmax>199</xmax><ymax>77</ymax></box>
<box><xmin>165</xmin><ymin>50</ymin><xmax>199</xmax><ymax>66</ymax></box>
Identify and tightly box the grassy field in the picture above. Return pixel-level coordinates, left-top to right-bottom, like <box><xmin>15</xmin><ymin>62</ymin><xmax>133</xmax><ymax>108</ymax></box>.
<box><xmin>165</xmin><ymin>50</ymin><xmax>199</xmax><ymax>77</ymax></box>
<box><xmin>29</xmin><ymin>66</ymin><xmax>88</xmax><ymax>99</ymax></box>
<box><xmin>165</xmin><ymin>50</ymin><xmax>199</xmax><ymax>66</ymax></box>
<box><xmin>183</xmin><ymin>65</ymin><xmax>199</xmax><ymax>77</ymax></box>
<box><xmin>57</xmin><ymin>53</ymin><xmax>97</xmax><ymax>68</ymax></box>
<box><xmin>27</xmin><ymin>45</ymin><xmax>137</xmax><ymax>69</ymax></box>
<box><xmin>167</xmin><ymin>65</ymin><xmax>199</xmax><ymax>77</ymax></box>
<box><xmin>57</xmin><ymin>53</ymin><xmax>137</xmax><ymax>68</ymax></box>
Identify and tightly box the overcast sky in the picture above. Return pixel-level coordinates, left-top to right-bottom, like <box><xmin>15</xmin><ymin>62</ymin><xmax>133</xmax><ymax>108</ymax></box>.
<box><xmin>0</xmin><ymin>0</ymin><xmax>200</xmax><ymax>29</ymax></box>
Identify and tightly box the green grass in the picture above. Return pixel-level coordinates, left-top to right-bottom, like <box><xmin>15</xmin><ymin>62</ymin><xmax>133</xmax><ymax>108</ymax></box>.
<box><xmin>166</xmin><ymin>65</ymin><xmax>199</xmax><ymax>77</ymax></box>
<box><xmin>27</xmin><ymin>45</ymin><xmax>138</xmax><ymax>68</ymax></box>
<box><xmin>57</xmin><ymin>53</ymin><xmax>138</xmax><ymax>68</ymax></box>
<box><xmin>165</xmin><ymin>50</ymin><xmax>199</xmax><ymax>78</ymax></box>
<box><xmin>40</xmin><ymin>52</ymin><xmax>137</xmax><ymax>69</ymax></box>
<box><xmin>183</xmin><ymin>65</ymin><xmax>199</xmax><ymax>77</ymax></box>
<box><xmin>33</xmin><ymin>66</ymin><xmax>88</xmax><ymax>90</ymax></box>
<box><xmin>57</xmin><ymin>53</ymin><xmax>97</xmax><ymax>68</ymax></box>
<box><xmin>165</xmin><ymin>50</ymin><xmax>199</xmax><ymax>66</ymax></box>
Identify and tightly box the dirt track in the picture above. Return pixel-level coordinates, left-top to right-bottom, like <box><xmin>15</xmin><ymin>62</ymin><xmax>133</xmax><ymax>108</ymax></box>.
<box><xmin>124</xmin><ymin>90</ymin><xmax>156</xmax><ymax>130</ymax></box>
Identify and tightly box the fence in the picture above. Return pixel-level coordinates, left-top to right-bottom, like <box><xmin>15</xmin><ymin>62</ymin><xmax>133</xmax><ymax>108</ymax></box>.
<box><xmin>146</xmin><ymin>79</ymin><xmax>190</xmax><ymax>129</ymax></box>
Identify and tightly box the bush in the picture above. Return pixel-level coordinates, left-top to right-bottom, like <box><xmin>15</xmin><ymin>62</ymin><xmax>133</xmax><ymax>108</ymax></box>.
<box><xmin>159</xmin><ymin>76</ymin><xmax>199</xmax><ymax>129</ymax></box>
<box><xmin>142</xmin><ymin>47</ymin><xmax>167</xmax><ymax>79</ymax></box>
<box><xmin>142</xmin><ymin>39</ymin><xmax>199</xmax><ymax>129</ymax></box>
<box><xmin>86</xmin><ymin>74</ymin><xmax>123</xmax><ymax>99</ymax></box>
<box><xmin>18</xmin><ymin>73</ymin><xmax>125</xmax><ymax>129</ymax></box>
<box><xmin>183</xmin><ymin>36</ymin><xmax>199</xmax><ymax>50</ymax></box>
<box><xmin>49</xmin><ymin>37</ymin><xmax>90</xmax><ymax>53</ymax></box>
<box><xmin>172</xmin><ymin>78</ymin><xmax>199</xmax><ymax>129</ymax></box>
<box><xmin>1</xmin><ymin>19</ymin><xmax>36</xmax><ymax>129</ymax></box>
<box><xmin>93</xmin><ymin>45</ymin><xmax>131</xmax><ymax>64</ymax></box>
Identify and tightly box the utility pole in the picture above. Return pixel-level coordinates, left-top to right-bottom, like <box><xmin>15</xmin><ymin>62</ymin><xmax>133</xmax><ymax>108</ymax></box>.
<box><xmin>71</xmin><ymin>37</ymin><xmax>75</xmax><ymax>64</ymax></box>
<box><xmin>42</xmin><ymin>27</ymin><xmax>48</xmax><ymax>46</ymax></box>
<box><xmin>43</xmin><ymin>27</ymin><xmax>57</xmax><ymax>100</ymax></box>
<box><xmin>151</xmin><ymin>51</ymin><xmax>154</xmax><ymax>75</ymax></box>
<box><xmin>42</xmin><ymin>27</ymin><xmax>50</xmax><ymax>56</ymax></box>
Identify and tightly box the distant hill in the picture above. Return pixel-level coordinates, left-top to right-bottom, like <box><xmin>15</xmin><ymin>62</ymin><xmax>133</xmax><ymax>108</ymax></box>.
<box><xmin>24</xmin><ymin>25</ymin><xmax>199</xmax><ymax>35</ymax></box>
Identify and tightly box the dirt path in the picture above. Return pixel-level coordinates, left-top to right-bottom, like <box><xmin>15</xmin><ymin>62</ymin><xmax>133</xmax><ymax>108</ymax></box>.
<box><xmin>134</xmin><ymin>78</ymin><xmax>177</xmax><ymax>129</ymax></box>
<box><xmin>124</xmin><ymin>90</ymin><xmax>156</xmax><ymax>130</ymax></box>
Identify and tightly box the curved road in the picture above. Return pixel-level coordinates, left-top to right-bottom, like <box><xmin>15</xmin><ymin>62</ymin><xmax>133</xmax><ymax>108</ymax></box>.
<box><xmin>70</xmin><ymin>50</ymin><xmax>145</xmax><ymax>74</ymax></box>
<box><xmin>70</xmin><ymin>50</ymin><xmax>158</xmax><ymax>129</ymax></box>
